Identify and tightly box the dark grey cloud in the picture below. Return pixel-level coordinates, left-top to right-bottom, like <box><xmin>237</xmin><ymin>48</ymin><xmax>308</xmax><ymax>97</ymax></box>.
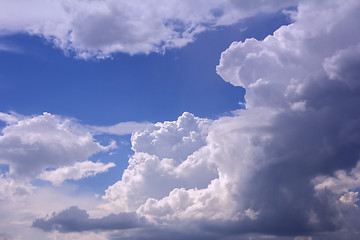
<box><xmin>32</xmin><ymin>206</ymin><xmax>145</xmax><ymax>233</ymax></box>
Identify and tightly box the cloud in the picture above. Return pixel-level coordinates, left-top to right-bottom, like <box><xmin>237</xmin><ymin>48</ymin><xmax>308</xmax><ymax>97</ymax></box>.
<box><xmin>313</xmin><ymin>161</ymin><xmax>360</xmax><ymax>194</ymax></box>
<box><xmin>0</xmin><ymin>112</ymin><xmax>21</xmax><ymax>124</ymax></box>
<box><xmin>0</xmin><ymin>112</ymin><xmax>110</xmax><ymax>179</ymax></box>
<box><xmin>91</xmin><ymin>121</ymin><xmax>150</xmax><ymax>136</ymax></box>
<box><xmin>0</xmin><ymin>184</ymin><xmax>106</xmax><ymax>240</ymax></box>
<box><xmin>0</xmin><ymin>43</ymin><xmax>20</xmax><ymax>53</ymax></box>
<box><xmin>37</xmin><ymin>161</ymin><xmax>116</xmax><ymax>186</ymax></box>
<box><xmin>0</xmin><ymin>0</ymin><xmax>298</xmax><ymax>58</ymax></box>
<box><xmin>101</xmin><ymin>112</ymin><xmax>218</xmax><ymax>212</ymax></box>
<box><xmin>0</xmin><ymin>175</ymin><xmax>33</xmax><ymax>201</ymax></box>
<box><xmin>32</xmin><ymin>0</ymin><xmax>360</xmax><ymax>239</ymax></box>
<box><xmin>32</xmin><ymin>206</ymin><xmax>144</xmax><ymax>232</ymax></box>
<box><xmin>216</xmin><ymin>0</ymin><xmax>360</xmax><ymax>108</ymax></box>
<box><xmin>131</xmin><ymin>112</ymin><xmax>211</xmax><ymax>161</ymax></box>
<box><xmin>323</xmin><ymin>43</ymin><xmax>360</xmax><ymax>90</ymax></box>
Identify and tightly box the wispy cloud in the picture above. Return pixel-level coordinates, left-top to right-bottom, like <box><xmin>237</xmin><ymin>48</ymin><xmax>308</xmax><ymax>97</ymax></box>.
<box><xmin>38</xmin><ymin>161</ymin><xmax>116</xmax><ymax>186</ymax></box>
<box><xmin>91</xmin><ymin>121</ymin><xmax>151</xmax><ymax>136</ymax></box>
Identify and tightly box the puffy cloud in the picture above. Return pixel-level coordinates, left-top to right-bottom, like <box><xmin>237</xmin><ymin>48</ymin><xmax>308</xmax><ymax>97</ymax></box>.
<box><xmin>216</xmin><ymin>0</ymin><xmax>360</xmax><ymax>108</ymax></box>
<box><xmin>32</xmin><ymin>206</ymin><xmax>144</xmax><ymax>232</ymax></box>
<box><xmin>102</xmin><ymin>112</ymin><xmax>218</xmax><ymax>212</ymax></box>
<box><xmin>37</xmin><ymin>161</ymin><xmax>116</xmax><ymax>186</ymax></box>
<box><xmin>0</xmin><ymin>112</ymin><xmax>110</xmax><ymax>179</ymax></box>
<box><xmin>131</xmin><ymin>112</ymin><xmax>211</xmax><ymax>161</ymax></box>
<box><xmin>0</xmin><ymin>0</ymin><xmax>298</xmax><ymax>58</ymax></box>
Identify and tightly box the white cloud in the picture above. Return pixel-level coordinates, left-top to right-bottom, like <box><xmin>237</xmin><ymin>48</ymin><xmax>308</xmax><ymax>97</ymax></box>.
<box><xmin>135</xmin><ymin>107</ymin><xmax>277</xmax><ymax>223</ymax></box>
<box><xmin>0</xmin><ymin>0</ymin><xmax>298</xmax><ymax>58</ymax></box>
<box><xmin>0</xmin><ymin>112</ymin><xmax>21</xmax><ymax>124</ymax></box>
<box><xmin>38</xmin><ymin>161</ymin><xmax>116</xmax><ymax>186</ymax></box>
<box><xmin>131</xmin><ymin>112</ymin><xmax>211</xmax><ymax>162</ymax></box>
<box><xmin>0</xmin><ymin>112</ymin><xmax>110</xmax><ymax>179</ymax></box>
<box><xmin>102</xmin><ymin>113</ymin><xmax>218</xmax><ymax>213</ymax></box>
<box><xmin>216</xmin><ymin>0</ymin><xmax>360</xmax><ymax>108</ymax></box>
<box><xmin>91</xmin><ymin>121</ymin><xmax>150</xmax><ymax>136</ymax></box>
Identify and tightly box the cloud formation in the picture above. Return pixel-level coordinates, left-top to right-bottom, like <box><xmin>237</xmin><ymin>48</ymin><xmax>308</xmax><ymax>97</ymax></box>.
<box><xmin>33</xmin><ymin>206</ymin><xmax>144</xmax><ymax>232</ymax></box>
<box><xmin>38</xmin><ymin>161</ymin><xmax>116</xmax><ymax>186</ymax></box>
<box><xmin>0</xmin><ymin>174</ymin><xmax>33</xmax><ymax>201</ymax></box>
<box><xmin>31</xmin><ymin>0</ymin><xmax>360</xmax><ymax>239</ymax></box>
<box><xmin>0</xmin><ymin>0</ymin><xmax>297</xmax><ymax>58</ymax></box>
<box><xmin>0</xmin><ymin>112</ymin><xmax>109</xmax><ymax>179</ymax></box>
<box><xmin>102</xmin><ymin>112</ymin><xmax>218</xmax><ymax>212</ymax></box>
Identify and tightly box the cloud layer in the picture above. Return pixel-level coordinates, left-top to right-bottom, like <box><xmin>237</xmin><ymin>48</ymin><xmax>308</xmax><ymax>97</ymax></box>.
<box><xmin>0</xmin><ymin>0</ymin><xmax>297</xmax><ymax>58</ymax></box>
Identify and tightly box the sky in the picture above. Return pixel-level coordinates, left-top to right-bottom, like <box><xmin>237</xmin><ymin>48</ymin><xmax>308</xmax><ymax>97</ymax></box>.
<box><xmin>0</xmin><ymin>0</ymin><xmax>360</xmax><ymax>239</ymax></box>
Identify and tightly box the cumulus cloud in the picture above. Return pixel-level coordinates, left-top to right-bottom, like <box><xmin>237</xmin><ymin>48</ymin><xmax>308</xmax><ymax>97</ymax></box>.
<box><xmin>131</xmin><ymin>112</ymin><xmax>211</xmax><ymax>161</ymax></box>
<box><xmin>101</xmin><ymin>112</ymin><xmax>218</xmax><ymax>212</ymax></box>
<box><xmin>38</xmin><ymin>161</ymin><xmax>116</xmax><ymax>186</ymax></box>
<box><xmin>0</xmin><ymin>0</ymin><xmax>298</xmax><ymax>58</ymax></box>
<box><xmin>33</xmin><ymin>0</ymin><xmax>360</xmax><ymax>239</ymax></box>
<box><xmin>0</xmin><ymin>112</ymin><xmax>110</xmax><ymax>179</ymax></box>
<box><xmin>217</xmin><ymin>0</ymin><xmax>360</xmax><ymax>108</ymax></box>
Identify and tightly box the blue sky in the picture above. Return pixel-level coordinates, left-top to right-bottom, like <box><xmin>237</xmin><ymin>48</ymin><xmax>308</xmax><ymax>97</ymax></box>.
<box><xmin>1</xmin><ymin>1</ymin><xmax>360</xmax><ymax>240</ymax></box>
